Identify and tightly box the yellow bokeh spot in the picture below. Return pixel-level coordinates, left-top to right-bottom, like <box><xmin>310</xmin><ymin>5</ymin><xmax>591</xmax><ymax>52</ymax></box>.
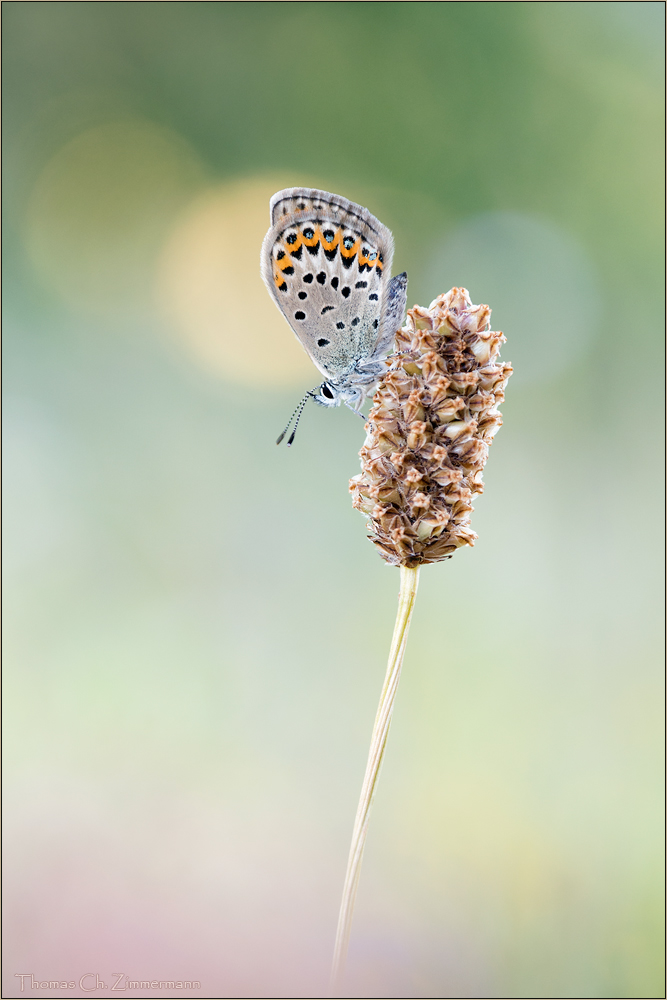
<box><xmin>155</xmin><ymin>177</ymin><xmax>320</xmax><ymax>387</ymax></box>
<box><xmin>24</xmin><ymin>119</ymin><xmax>207</xmax><ymax>315</ymax></box>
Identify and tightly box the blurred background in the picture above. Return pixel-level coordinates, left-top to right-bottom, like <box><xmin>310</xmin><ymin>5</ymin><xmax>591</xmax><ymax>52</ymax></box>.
<box><xmin>3</xmin><ymin>3</ymin><xmax>664</xmax><ymax>997</ymax></box>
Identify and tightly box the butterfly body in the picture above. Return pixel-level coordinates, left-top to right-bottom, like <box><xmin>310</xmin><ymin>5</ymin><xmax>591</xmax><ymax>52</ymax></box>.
<box><xmin>261</xmin><ymin>188</ymin><xmax>407</xmax><ymax>412</ymax></box>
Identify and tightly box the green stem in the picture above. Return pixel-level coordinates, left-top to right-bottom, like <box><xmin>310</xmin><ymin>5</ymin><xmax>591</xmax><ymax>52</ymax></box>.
<box><xmin>329</xmin><ymin>564</ymin><xmax>421</xmax><ymax>994</ymax></box>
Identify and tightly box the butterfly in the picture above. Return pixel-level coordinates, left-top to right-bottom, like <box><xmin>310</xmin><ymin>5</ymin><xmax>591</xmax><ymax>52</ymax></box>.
<box><xmin>261</xmin><ymin>187</ymin><xmax>407</xmax><ymax>444</ymax></box>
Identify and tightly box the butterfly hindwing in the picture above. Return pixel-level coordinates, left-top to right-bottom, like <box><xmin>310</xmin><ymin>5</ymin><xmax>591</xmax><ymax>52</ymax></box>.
<box><xmin>261</xmin><ymin>188</ymin><xmax>395</xmax><ymax>381</ymax></box>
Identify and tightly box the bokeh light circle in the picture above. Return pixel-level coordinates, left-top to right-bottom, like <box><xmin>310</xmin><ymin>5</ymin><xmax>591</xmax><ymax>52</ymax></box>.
<box><xmin>24</xmin><ymin>118</ymin><xmax>206</xmax><ymax>315</ymax></box>
<box><xmin>155</xmin><ymin>177</ymin><xmax>319</xmax><ymax>387</ymax></box>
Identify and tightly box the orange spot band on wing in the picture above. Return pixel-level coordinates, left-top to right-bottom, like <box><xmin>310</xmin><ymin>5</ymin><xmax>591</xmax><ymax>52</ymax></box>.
<box><xmin>272</xmin><ymin>225</ymin><xmax>383</xmax><ymax>281</ymax></box>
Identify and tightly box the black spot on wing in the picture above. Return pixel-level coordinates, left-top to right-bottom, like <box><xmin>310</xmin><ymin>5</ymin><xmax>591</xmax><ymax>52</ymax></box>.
<box><xmin>317</xmin><ymin>338</ymin><xmax>330</xmax><ymax>347</ymax></box>
<box><xmin>295</xmin><ymin>311</ymin><xmax>306</xmax><ymax>320</ymax></box>
<box><xmin>355</xmin><ymin>281</ymin><xmax>367</xmax><ymax>289</ymax></box>
<box><xmin>298</xmin><ymin>291</ymin><xmax>307</xmax><ymax>300</ymax></box>
<box><xmin>316</xmin><ymin>272</ymin><xmax>326</xmax><ymax>284</ymax></box>
<box><xmin>282</xmin><ymin>266</ymin><xmax>294</xmax><ymax>276</ymax></box>
<box><xmin>321</xmin><ymin>306</ymin><xmax>334</xmax><ymax>314</ymax></box>
<box><xmin>290</xmin><ymin>245</ymin><xmax>303</xmax><ymax>260</ymax></box>
<box><xmin>303</xmin><ymin>274</ymin><xmax>314</xmax><ymax>283</ymax></box>
<box><xmin>351</xmin><ymin>317</ymin><xmax>360</xmax><ymax>327</ymax></box>
<box><xmin>369</xmin><ymin>293</ymin><xmax>378</xmax><ymax>301</ymax></box>
<box><xmin>331</xmin><ymin>277</ymin><xmax>339</xmax><ymax>289</ymax></box>
<box><xmin>342</xmin><ymin>287</ymin><xmax>351</xmax><ymax>298</ymax></box>
<box><xmin>324</xmin><ymin>246</ymin><xmax>338</xmax><ymax>261</ymax></box>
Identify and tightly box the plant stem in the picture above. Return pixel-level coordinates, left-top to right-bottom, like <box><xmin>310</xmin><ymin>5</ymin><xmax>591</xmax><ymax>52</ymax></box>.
<box><xmin>329</xmin><ymin>564</ymin><xmax>421</xmax><ymax>994</ymax></box>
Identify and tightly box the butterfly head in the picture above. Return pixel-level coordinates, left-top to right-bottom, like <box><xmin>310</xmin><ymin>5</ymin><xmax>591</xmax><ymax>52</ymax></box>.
<box><xmin>313</xmin><ymin>381</ymin><xmax>340</xmax><ymax>407</ymax></box>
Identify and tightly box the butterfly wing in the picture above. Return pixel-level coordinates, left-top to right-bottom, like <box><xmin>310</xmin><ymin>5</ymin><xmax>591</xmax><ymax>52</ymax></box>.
<box><xmin>261</xmin><ymin>188</ymin><xmax>396</xmax><ymax>381</ymax></box>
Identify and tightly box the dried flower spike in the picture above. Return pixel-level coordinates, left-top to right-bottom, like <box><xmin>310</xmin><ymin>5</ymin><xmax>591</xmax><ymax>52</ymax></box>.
<box><xmin>331</xmin><ymin>289</ymin><xmax>511</xmax><ymax>993</ymax></box>
<box><xmin>350</xmin><ymin>287</ymin><xmax>512</xmax><ymax>566</ymax></box>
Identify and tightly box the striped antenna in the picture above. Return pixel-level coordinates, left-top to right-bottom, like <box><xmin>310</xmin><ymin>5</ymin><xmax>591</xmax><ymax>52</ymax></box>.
<box><xmin>276</xmin><ymin>389</ymin><xmax>315</xmax><ymax>446</ymax></box>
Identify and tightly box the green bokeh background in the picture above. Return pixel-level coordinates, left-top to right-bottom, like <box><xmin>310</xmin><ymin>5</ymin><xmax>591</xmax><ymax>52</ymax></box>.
<box><xmin>3</xmin><ymin>3</ymin><xmax>664</xmax><ymax>998</ymax></box>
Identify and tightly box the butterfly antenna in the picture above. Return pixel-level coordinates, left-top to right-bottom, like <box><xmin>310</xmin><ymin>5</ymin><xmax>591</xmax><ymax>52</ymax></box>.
<box><xmin>286</xmin><ymin>392</ymin><xmax>314</xmax><ymax>446</ymax></box>
<box><xmin>276</xmin><ymin>390</ymin><xmax>314</xmax><ymax>446</ymax></box>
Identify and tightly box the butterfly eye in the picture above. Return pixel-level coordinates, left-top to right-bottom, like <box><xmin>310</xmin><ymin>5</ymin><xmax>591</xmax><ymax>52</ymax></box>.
<box><xmin>321</xmin><ymin>383</ymin><xmax>334</xmax><ymax>399</ymax></box>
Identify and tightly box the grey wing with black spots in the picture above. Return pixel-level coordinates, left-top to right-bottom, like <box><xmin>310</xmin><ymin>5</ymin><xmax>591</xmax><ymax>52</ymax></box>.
<box><xmin>261</xmin><ymin>188</ymin><xmax>398</xmax><ymax>381</ymax></box>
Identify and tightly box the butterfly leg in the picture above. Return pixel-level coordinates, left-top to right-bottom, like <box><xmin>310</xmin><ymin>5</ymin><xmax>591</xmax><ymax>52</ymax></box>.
<box><xmin>342</xmin><ymin>399</ymin><xmax>367</xmax><ymax>419</ymax></box>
